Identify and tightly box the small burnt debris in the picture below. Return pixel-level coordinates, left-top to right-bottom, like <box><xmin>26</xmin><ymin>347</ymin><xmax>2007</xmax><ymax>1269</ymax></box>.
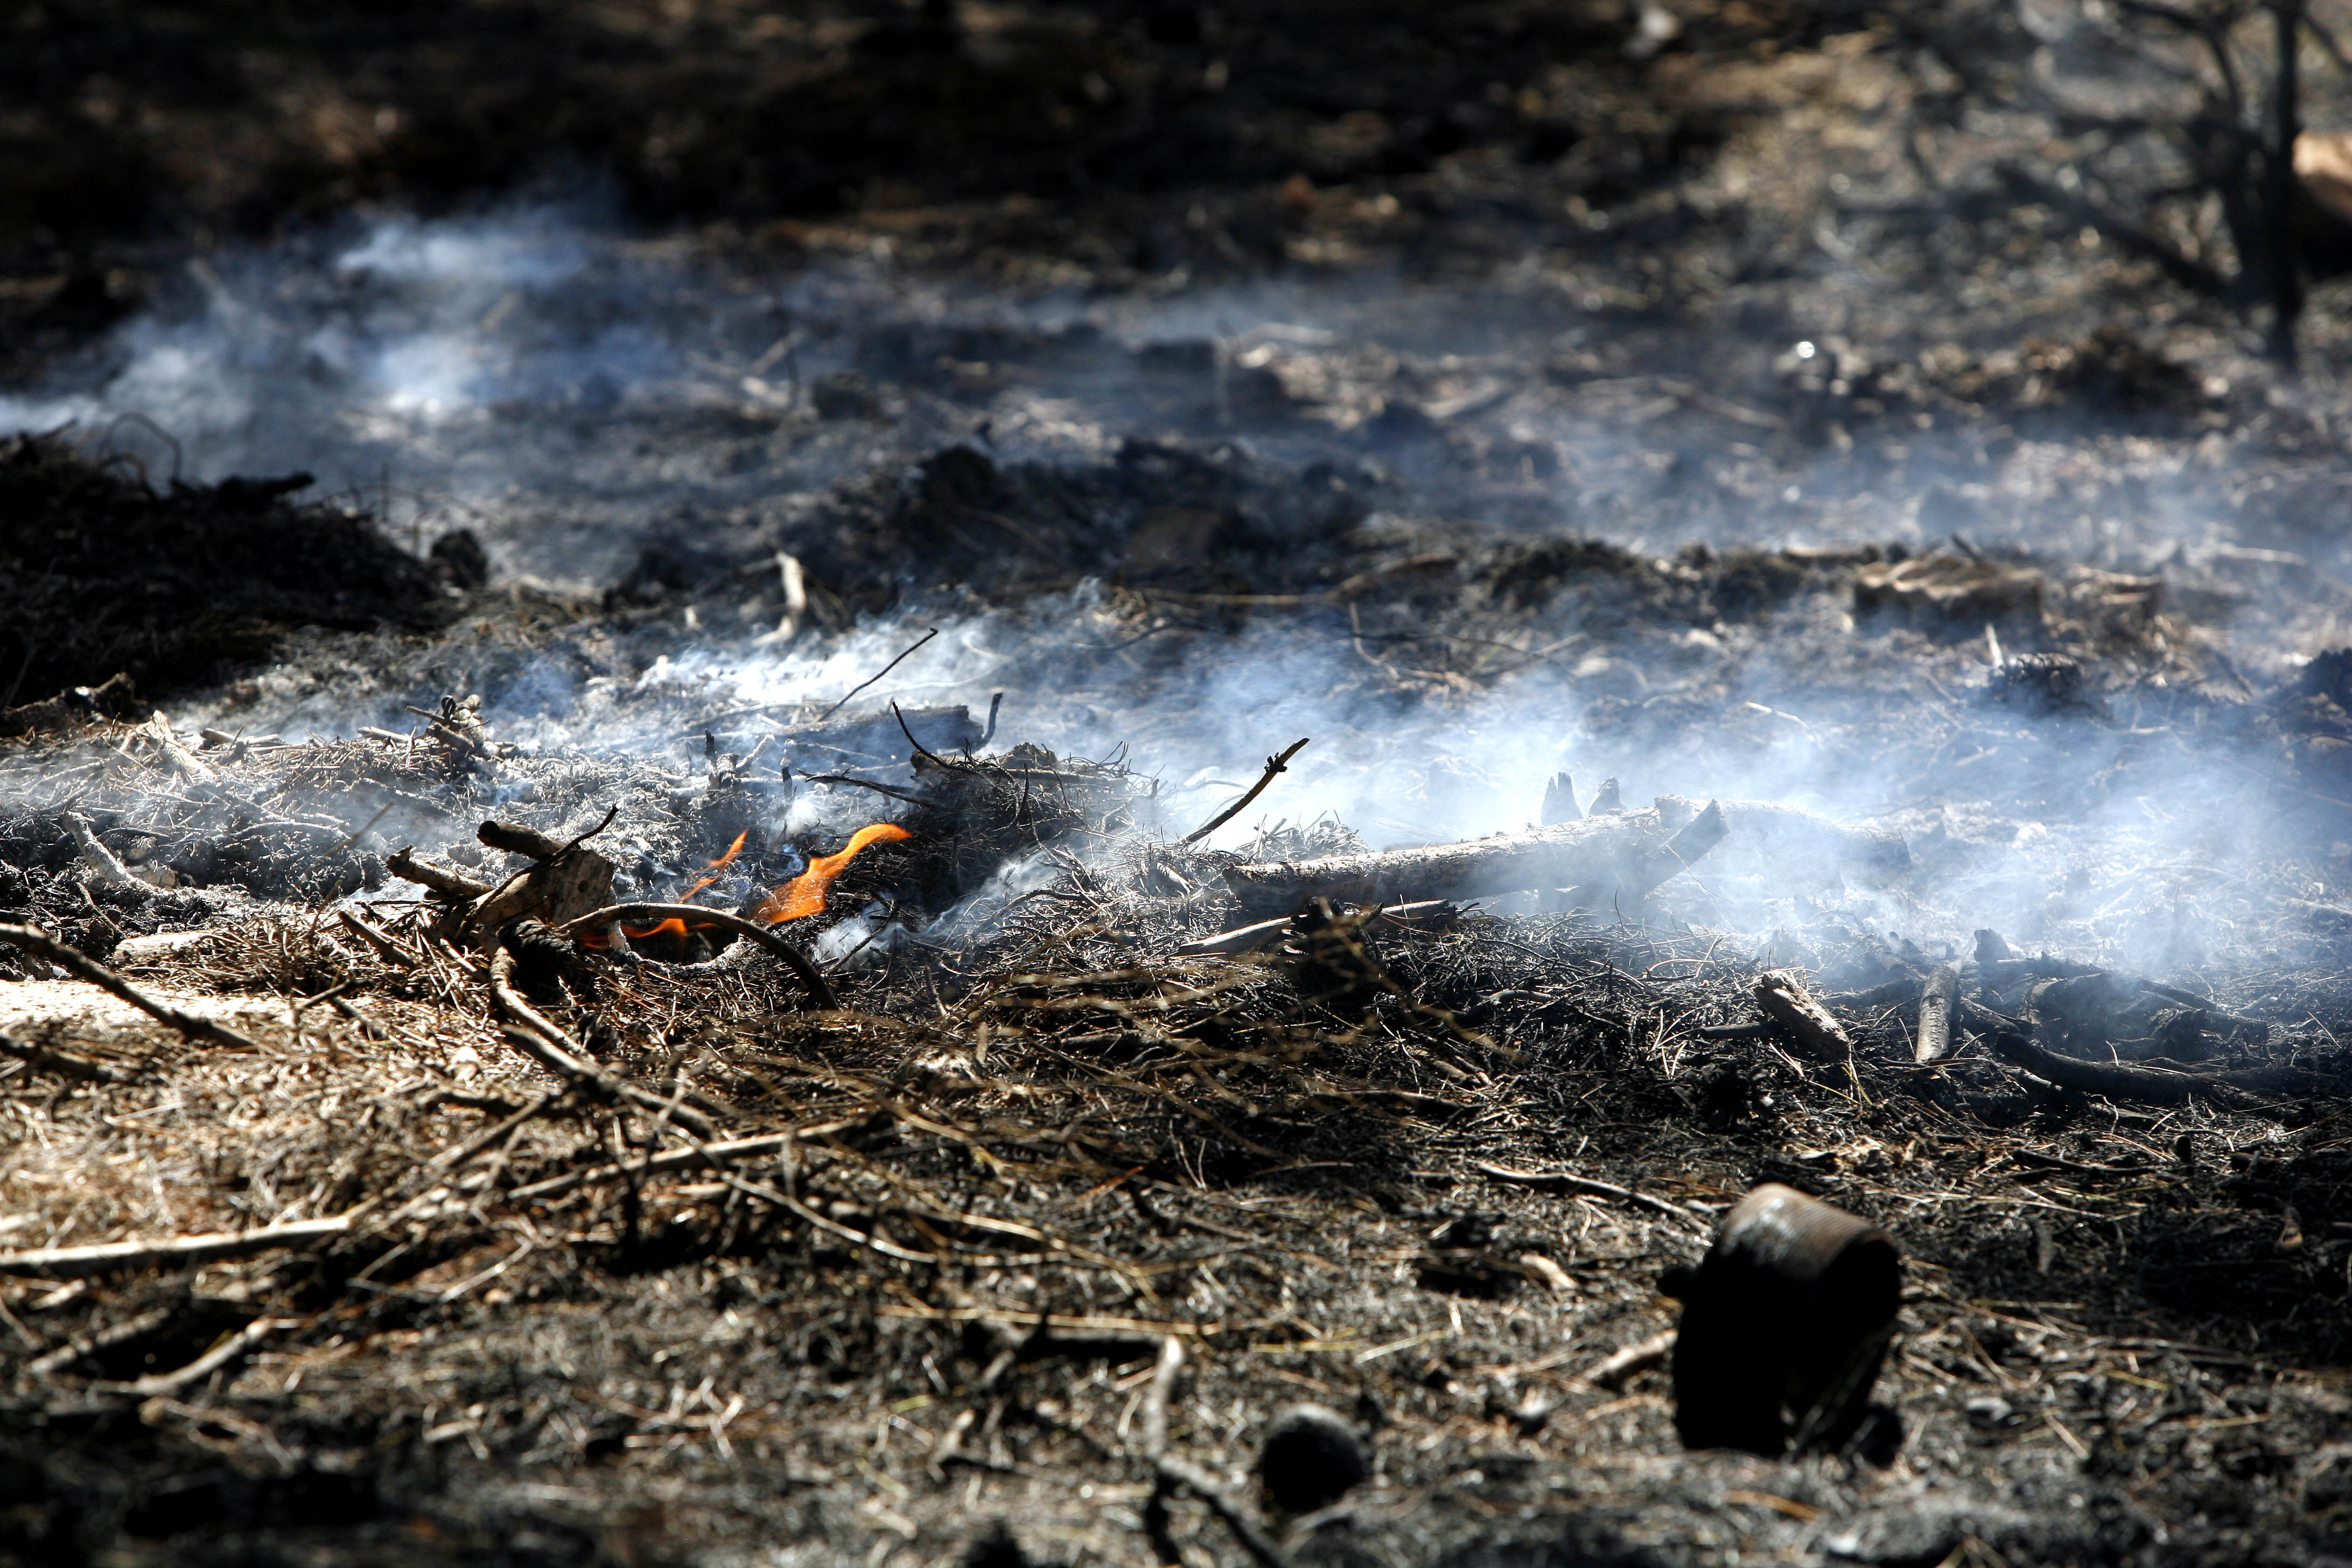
<box><xmin>1988</xmin><ymin>651</ymin><xmax>2091</xmax><ymax>712</ymax></box>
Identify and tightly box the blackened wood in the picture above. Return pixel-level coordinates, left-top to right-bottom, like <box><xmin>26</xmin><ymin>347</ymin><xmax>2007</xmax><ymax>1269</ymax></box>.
<box><xmin>1915</xmin><ymin>963</ymin><xmax>1960</xmax><ymax>1063</ymax></box>
<box><xmin>1222</xmin><ymin>801</ymin><xmax>1724</xmax><ymax>912</ymax></box>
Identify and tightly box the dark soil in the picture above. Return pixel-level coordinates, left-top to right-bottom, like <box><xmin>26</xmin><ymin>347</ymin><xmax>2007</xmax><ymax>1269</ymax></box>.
<box><xmin>0</xmin><ymin>436</ymin><xmax>454</xmax><ymax>710</ymax></box>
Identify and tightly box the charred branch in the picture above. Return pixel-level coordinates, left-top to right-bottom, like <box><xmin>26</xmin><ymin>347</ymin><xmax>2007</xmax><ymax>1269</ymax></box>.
<box><xmin>1223</xmin><ymin>800</ymin><xmax>1725</xmax><ymax>913</ymax></box>
<box><xmin>0</xmin><ymin>922</ymin><xmax>256</xmax><ymax>1050</ymax></box>
<box><xmin>557</xmin><ymin>901</ymin><xmax>837</xmax><ymax>1009</ymax></box>
<box><xmin>1179</xmin><ymin>738</ymin><xmax>1311</xmax><ymax>846</ymax></box>
<box><xmin>1752</xmin><ymin>970</ymin><xmax>1853</xmax><ymax>1062</ymax></box>
<box><xmin>1915</xmin><ymin>963</ymin><xmax>1961</xmax><ymax>1063</ymax></box>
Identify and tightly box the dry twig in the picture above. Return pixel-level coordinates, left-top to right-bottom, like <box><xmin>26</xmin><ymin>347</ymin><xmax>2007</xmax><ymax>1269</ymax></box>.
<box><xmin>1180</xmin><ymin>738</ymin><xmax>1310</xmax><ymax>845</ymax></box>
<box><xmin>0</xmin><ymin>923</ymin><xmax>256</xmax><ymax>1050</ymax></box>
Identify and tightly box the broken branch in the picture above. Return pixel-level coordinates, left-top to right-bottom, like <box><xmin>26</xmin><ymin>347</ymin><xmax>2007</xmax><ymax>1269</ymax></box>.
<box><xmin>486</xmin><ymin>944</ymin><xmax>718</xmax><ymax>1138</ymax></box>
<box><xmin>0</xmin><ymin>1216</ymin><xmax>353</xmax><ymax>1279</ymax></box>
<box><xmin>1225</xmin><ymin>800</ymin><xmax>1724</xmax><ymax>912</ymax></box>
<box><xmin>1915</xmin><ymin>963</ymin><xmax>1960</xmax><ymax>1063</ymax></box>
<box><xmin>557</xmin><ymin>902</ymin><xmax>837</xmax><ymax>1009</ymax></box>
<box><xmin>1752</xmin><ymin>970</ymin><xmax>1852</xmax><ymax>1062</ymax></box>
<box><xmin>0</xmin><ymin>923</ymin><xmax>256</xmax><ymax>1050</ymax></box>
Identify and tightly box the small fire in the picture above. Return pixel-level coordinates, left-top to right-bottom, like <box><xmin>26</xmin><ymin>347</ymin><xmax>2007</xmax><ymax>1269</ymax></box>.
<box><xmin>754</xmin><ymin>823</ymin><xmax>913</xmax><ymax>923</ymax></box>
<box><xmin>680</xmin><ymin>829</ymin><xmax>749</xmax><ymax>903</ymax></box>
<box><xmin>578</xmin><ymin>914</ymin><xmax>699</xmax><ymax>949</ymax></box>
<box><xmin>577</xmin><ymin>833</ymin><xmax>751</xmax><ymax>948</ymax></box>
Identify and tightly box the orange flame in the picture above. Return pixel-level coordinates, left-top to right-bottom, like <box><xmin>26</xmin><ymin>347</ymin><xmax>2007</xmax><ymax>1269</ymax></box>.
<box><xmin>680</xmin><ymin>830</ymin><xmax>750</xmax><ymax>903</ymax></box>
<box><xmin>754</xmin><ymin>823</ymin><xmax>913</xmax><ymax>922</ymax></box>
<box><xmin>578</xmin><ymin>915</ymin><xmax>701</xmax><ymax>948</ymax></box>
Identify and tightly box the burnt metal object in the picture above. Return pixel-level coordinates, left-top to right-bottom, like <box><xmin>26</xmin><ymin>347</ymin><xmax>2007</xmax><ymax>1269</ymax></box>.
<box><xmin>1256</xmin><ymin>1402</ymin><xmax>1368</xmax><ymax>1515</ymax></box>
<box><xmin>1670</xmin><ymin>1183</ymin><xmax>1900</xmax><ymax>1456</ymax></box>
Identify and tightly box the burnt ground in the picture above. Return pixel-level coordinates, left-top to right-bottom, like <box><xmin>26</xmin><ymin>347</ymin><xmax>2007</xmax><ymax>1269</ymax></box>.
<box><xmin>3</xmin><ymin>416</ymin><xmax>2352</xmax><ymax>1568</ymax></box>
<box><xmin>10</xmin><ymin>2</ymin><xmax>2352</xmax><ymax>1566</ymax></box>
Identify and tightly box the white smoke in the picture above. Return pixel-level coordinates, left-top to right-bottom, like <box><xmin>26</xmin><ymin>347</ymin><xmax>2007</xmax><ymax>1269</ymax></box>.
<box><xmin>2</xmin><ymin>199</ymin><xmax>2337</xmax><ymax>974</ymax></box>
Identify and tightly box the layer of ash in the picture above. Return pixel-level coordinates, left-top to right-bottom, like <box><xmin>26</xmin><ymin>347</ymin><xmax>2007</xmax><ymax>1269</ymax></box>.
<box><xmin>3</xmin><ymin>434</ymin><xmax>2352</xmax><ymax>1566</ymax></box>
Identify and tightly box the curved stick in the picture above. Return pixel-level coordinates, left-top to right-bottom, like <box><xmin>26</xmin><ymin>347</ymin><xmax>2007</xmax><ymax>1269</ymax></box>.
<box><xmin>558</xmin><ymin>903</ymin><xmax>837</xmax><ymax>1010</ymax></box>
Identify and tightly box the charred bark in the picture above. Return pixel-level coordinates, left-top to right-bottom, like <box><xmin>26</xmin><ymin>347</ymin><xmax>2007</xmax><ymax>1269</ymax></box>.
<box><xmin>1223</xmin><ymin>801</ymin><xmax>1725</xmax><ymax>913</ymax></box>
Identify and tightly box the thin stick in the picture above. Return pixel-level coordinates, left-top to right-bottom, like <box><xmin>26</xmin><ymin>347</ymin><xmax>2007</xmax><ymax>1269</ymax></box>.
<box><xmin>1143</xmin><ymin>1333</ymin><xmax>1185</xmax><ymax>1458</ymax></box>
<box><xmin>1179</xmin><ymin>738</ymin><xmax>1309</xmax><ymax>845</ymax></box>
<box><xmin>0</xmin><ymin>1217</ymin><xmax>353</xmax><ymax>1279</ymax></box>
<box><xmin>321</xmin><ymin>799</ymin><xmax>397</xmax><ymax>857</ymax></box>
<box><xmin>816</xmin><ymin>627</ymin><xmax>938</xmax><ymax>723</ymax></box>
<box><xmin>800</xmin><ymin>774</ymin><xmax>929</xmax><ymax>805</ymax></box>
<box><xmin>1473</xmin><ymin>1161</ymin><xmax>1710</xmax><ymax>1228</ymax></box>
<box><xmin>94</xmin><ymin>1316</ymin><xmax>300</xmax><ymax>1398</ymax></box>
<box><xmin>504</xmin><ymin>1119</ymin><xmax>866</xmax><ymax>1203</ymax></box>
<box><xmin>337</xmin><ymin>909</ymin><xmax>418</xmax><ymax>968</ymax></box>
<box><xmin>0</xmin><ymin>923</ymin><xmax>256</xmax><ymax>1050</ymax></box>
<box><xmin>26</xmin><ymin>1305</ymin><xmax>178</xmax><ymax>1376</ymax></box>
<box><xmin>418</xmin><ymin>1091</ymin><xmax>566</xmax><ymax>1184</ymax></box>
<box><xmin>1581</xmin><ymin>1329</ymin><xmax>1676</xmax><ymax>1390</ymax></box>
<box><xmin>892</xmin><ymin>699</ymin><xmax>953</xmax><ymax>771</ymax></box>
<box><xmin>1156</xmin><ymin>1455</ymin><xmax>1291</xmax><ymax>1568</ymax></box>
<box><xmin>0</xmin><ymin>1028</ymin><xmax>141</xmax><ymax>1084</ymax></box>
<box><xmin>559</xmin><ymin>902</ymin><xmax>836</xmax><ymax>1008</ymax></box>
<box><xmin>1138</xmin><ymin>1333</ymin><xmax>1290</xmax><ymax>1567</ymax></box>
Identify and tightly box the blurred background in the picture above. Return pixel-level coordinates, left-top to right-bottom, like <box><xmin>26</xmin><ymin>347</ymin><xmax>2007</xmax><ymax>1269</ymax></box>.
<box><xmin>10</xmin><ymin>0</ymin><xmax>2352</xmax><ymax>374</ymax></box>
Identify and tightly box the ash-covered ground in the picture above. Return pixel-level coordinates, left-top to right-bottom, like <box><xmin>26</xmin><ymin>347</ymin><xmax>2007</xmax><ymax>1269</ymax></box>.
<box><xmin>9</xmin><ymin>4</ymin><xmax>2352</xmax><ymax>1567</ymax></box>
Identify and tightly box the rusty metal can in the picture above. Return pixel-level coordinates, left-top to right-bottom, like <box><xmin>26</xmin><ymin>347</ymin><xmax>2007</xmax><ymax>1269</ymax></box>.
<box><xmin>1670</xmin><ymin>1183</ymin><xmax>1901</xmax><ymax>1455</ymax></box>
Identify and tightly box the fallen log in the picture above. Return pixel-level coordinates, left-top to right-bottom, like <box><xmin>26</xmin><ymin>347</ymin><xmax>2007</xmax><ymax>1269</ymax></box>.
<box><xmin>1654</xmin><ymin>795</ymin><xmax>1909</xmax><ymax>878</ymax></box>
<box><xmin>1986</xmin><ymin>1030</ymin><xmax>2257</xmax><ymax>1108</ymax></box>
<box><xmin>1223</xmin><ymin>801</ymin><xmax>1725</xmax><ymax>913</ymax></box>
